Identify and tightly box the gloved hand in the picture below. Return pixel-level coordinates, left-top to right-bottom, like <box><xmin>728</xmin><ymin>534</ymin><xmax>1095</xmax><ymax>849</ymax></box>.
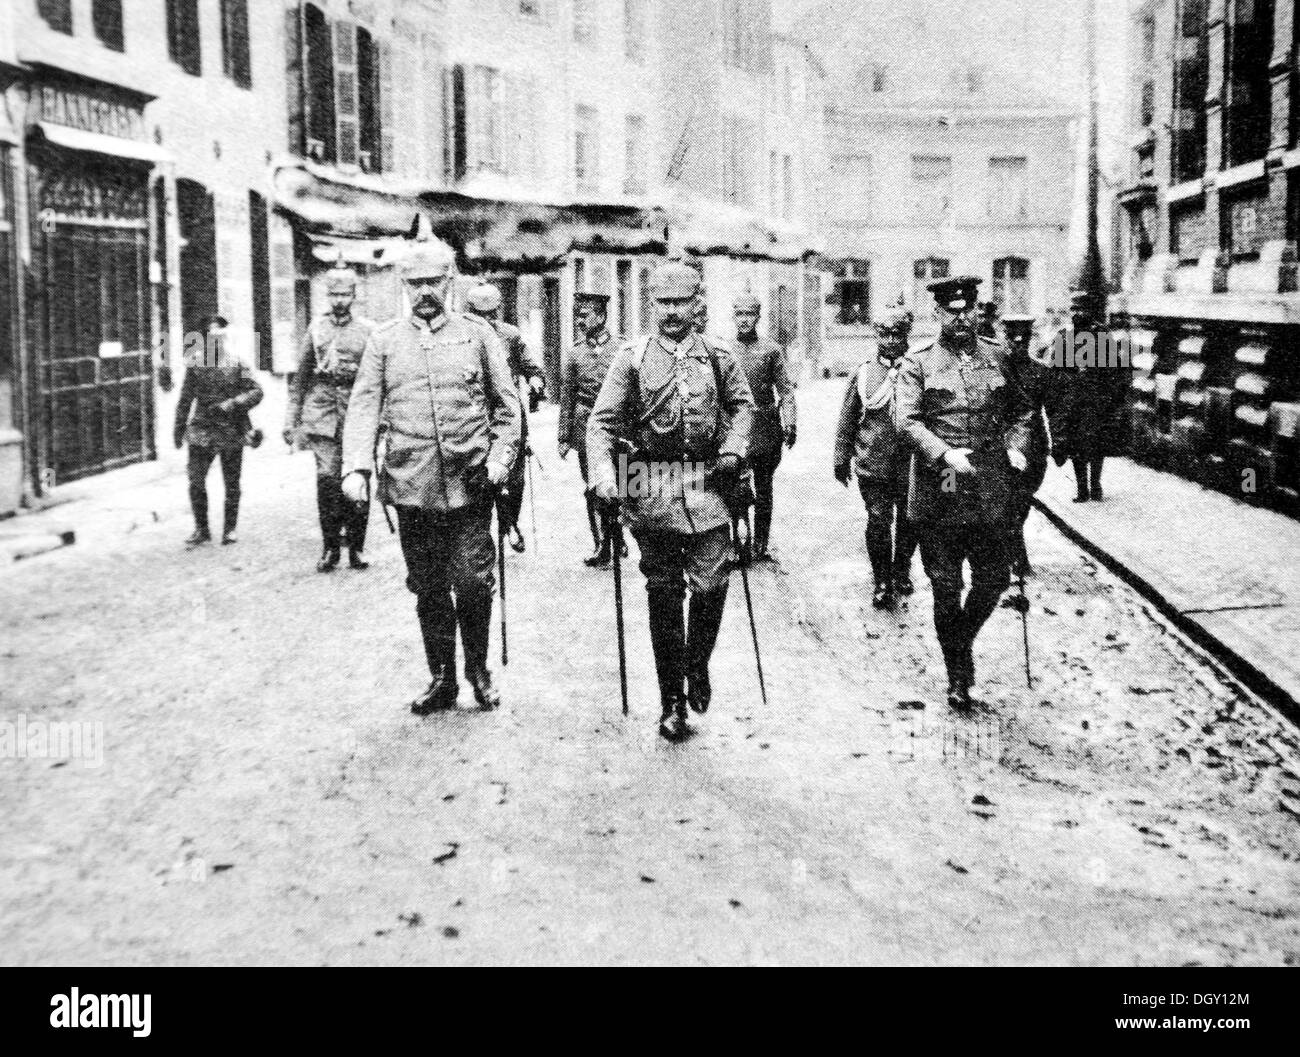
<box><xmin>784</xmin><ymin>425</ymin><xmax>797</xmax><ymax>449</ymax></box>
<box><xmin>174</xmin><ymin>432</ymin><xmax>185</xmax><ymax>451</ymax></box>
<box><xmin>715</xmin><ymin>452</ymin><xmax>743</xmax><ymax>481</ymax></box>
<box><xmin>592</xmin><ymin>479</ymin><xmax>620</xmax><ymax>515</ymax></box>
<box><xmin>486</xmin><ymin>461</ymin><xmax>508</xmax><ymax>487</ymax></box>
<box><xmin>1007</xmin><ymin>449</ymin><xmax>1027</xmax><ymax>473</ymax></box>
<box><xmin>215</xmin><ymin>399</ymin><xmax>236</xmax><ymax>414</ymax></box>
<box><xmin>528</xmin><ymin>377</ymin><xmax>545</xmax><ymax>396</ymax></box>
<box><xmin>834</xmin><ymin>462</ymin><xmax>851</xmax><ymax>487</ymax></box>
<box><xmin>341</xmin><ymin>472</ymin><xmax>369</xmax><ymax>505</ymax></box>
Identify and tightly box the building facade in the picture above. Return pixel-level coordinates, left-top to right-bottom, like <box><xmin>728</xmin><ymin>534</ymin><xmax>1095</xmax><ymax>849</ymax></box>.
<box><xmin>1</xmin><ymin>0</ymin><xmax>289</xmax><ymax>511</ymax></box>
<box><xmin>800</xmin><ymin>0</ymin><xmax>1078</xmax><ymax>374</ymax></box>
<box><xmin>1114</xmin><ymin>0</ymin><xmax>1299</xmax><ymax>509</ymax></box>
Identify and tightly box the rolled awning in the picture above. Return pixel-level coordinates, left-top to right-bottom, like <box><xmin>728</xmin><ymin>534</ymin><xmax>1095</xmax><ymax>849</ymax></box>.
<box><xmin>31</xmin><ymin>121</ymin><xmax>174</xmax><ymax>164</ymax></box>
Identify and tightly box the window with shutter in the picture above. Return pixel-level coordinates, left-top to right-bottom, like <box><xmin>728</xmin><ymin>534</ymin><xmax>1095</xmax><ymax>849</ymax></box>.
<box><xmin>444</xmin><ymin>65</ymin><xmax>468</xmax><ymax>184</ymax></box>
<box><xmin>92</xmin><ymin>0</ymin><xmax>124</xmax><ymax>51</ymax></box>
<box><xmin>285</xmin><ymin>6</ymin><xmax>305</xmax><ymax>155</ymax></box>
<box><xmin>992</xmin><ymin>257</ymin><xmax>1031</xmax><ymax>315</ymax></box>
<box><xmin>336</xmin><ymin>22</ymin><xmax>360</xmax><ymax>168</ymax></box>
<box><xmin>221</xmin><ymin>0</ymin><xmax>252</xmax><ymax>89</ymax></box>
<box><xmin>575</xmin><ymin>104</ymin><xmax>600</xmax><ymax>195</ymax></box>
<box><xmin>166</xmin><ymin>0</ymin><xmax>202</xmax><ymax>76</ymax></box>
<box><xmin>379</xmin><ymin>39</ymin><xmax>394</xmax><ymax>173</ymax></box>
<box><xmin>38</xmin><ymin>0</ymin><xmax>73</xmax><ymax>35</ymax></box>
<box><xmin>303</xmin><ymin>4</ymin><xmax>336</xmax><ymax>162</ymax></box>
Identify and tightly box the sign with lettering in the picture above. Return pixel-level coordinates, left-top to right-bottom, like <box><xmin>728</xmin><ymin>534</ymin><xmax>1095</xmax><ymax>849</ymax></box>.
<box><xmin>31</xmin><ymin>84</ymin><xmax>147</xmax><ymax>142</ymax></box>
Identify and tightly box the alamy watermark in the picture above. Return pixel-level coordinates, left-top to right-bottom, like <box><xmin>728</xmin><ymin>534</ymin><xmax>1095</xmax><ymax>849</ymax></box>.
<box><xmin>0</xmin><ymin>715</ymin><xmax>104</xmax><ymax>768</ymax></box>
<box><xmin>1046</xmin><ymin>328</ymin><xmax>1131</xmax><ymax>369</ymax></box>
<box><xmin>616</xmin><ymin>454</ymin><xmax>709</xmax><ymax>500</ymax></box>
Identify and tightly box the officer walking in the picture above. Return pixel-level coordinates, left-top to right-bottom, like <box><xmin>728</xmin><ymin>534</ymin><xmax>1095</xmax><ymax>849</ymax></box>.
<box><xmin>731</xmin><ymin>293</ymin><xmax>796</xmax><ymax>561</ymax></box>
<box><xmin>284</xmin><ymin>259</ymin><xmax>377</xmax><ymax>572</ymax></box>
<box><xmin>1000</xmin><ymin>315</ymin><xmax>1051</xmax><ymax>575</ymax></box>
<box><xmin>587</xmin><ymin>262</ymin><xmax>755</xmax><ymax>742</ymax></box>
<box><xmin>558</xmin><ymin>291</ymin><xmax>619</xmax><ymax>567</ymax></box>
<box><xmin>833</xmin><ymin>304</ymin><xmax>917</xmax><ymax>608</ymax></box>
<box><xmin>341</xmin><ymin>222</ymin><xmax>521</xmax><ymax>715</ymax></box>
<box><xmin>895</xmin><ymin>276</ymin><xmax>1032</xmax><ymax>708</ymax></box>
<box><xmin>174</xmin><ymin>314</ymin><xmax>264</xmax><ymax>548</ymax></box>
<box><xmin>466</xmin><ymin>282</ymin><xmax>546</xmax><ymax>553</ymax></box>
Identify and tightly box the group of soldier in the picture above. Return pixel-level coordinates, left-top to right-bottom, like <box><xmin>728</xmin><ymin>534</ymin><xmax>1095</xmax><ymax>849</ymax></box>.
<box><xmin>172</xmin><ymin>213</ymin><xmax>1125</xmax><ymax>737</ymax></box>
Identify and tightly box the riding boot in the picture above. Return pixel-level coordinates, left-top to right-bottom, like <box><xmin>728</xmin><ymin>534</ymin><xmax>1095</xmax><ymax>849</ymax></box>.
<box><xmin>187</xmin><ymin>477</ymin><xmax>211</xmax><ymax>546</ymax></box>
<box><xmin>685</xmin><ymin>585</ymin><xmax>728</xmax><ymax>715</ymax></box>
<box><xmin>648</xmin><ymin>587</ymin><xmax>689</xmax><ymax>739</ymax></box>
<box><xmin>456</xmin><ymin>587</ymin><xmax>500</xmax><ymax>710</ymax></box>
<box><xmin>584</xmin><ymin>494</ymin><xmax>610</xmax><ymax>567</ymax></box>
<box><xmin>893</xmin><ymin>509</ymin><xmax>918</xmax><ymax>594</ymax></box>
<box><xmin>754</xmin><ymin>474</ymin><xmax>774</xmax><ymax>558</ymax></box>
<box><xmin>933</xmin><ymin>593</ymin><xmax>970</xmax><ymax>708</ymax></box>
<box><xmin>1089</xmin><ymin>457</ymin><xmax>1105</xmax><ymax>501</ymax></box>
<box><xmin>222</xmin><ymin>491</ymin><xmax>240</xmax><ymax>545</ymax></box>
<box><xmin>866</xmin><ymin>528</ymin><xmax>894</xmax><ymax>609</ymax></box>
<box><xmin>1072</xmin><ymin>458</ymin><xmax>1090</xmax><ymax>502</ymax></box>
<box><xmin>346</xmin><ymin>496</ymin><xmax>369</xmax><ymax>569</ymax></box>
<box><xmin>411</xmin><ymin>592</ymin><xmax>459</xmax><ymax>714</ymax></box>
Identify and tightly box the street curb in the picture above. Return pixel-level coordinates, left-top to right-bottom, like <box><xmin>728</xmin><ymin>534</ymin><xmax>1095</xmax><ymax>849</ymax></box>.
<box><xmin>1032</xmin><ymin>496</ymin><xmax>1300</xmax><ymax>727</ymax></box>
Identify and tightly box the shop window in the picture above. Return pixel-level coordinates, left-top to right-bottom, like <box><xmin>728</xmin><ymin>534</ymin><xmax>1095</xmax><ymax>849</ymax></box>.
<box><xmin>831</xmin><ymin>259</ymin><xmax>871</xmax><ymax>326</ymax></box>
<box><xmin>220</xmin><ymin>0</ymin><xmax>252</xmax><ymax>89</ymax></box>
<box><xmin>1221</xmin><ymin>184</ymin><xmax>1271</xmax><ymax>259</ymax></box>
<box><xmin>992</xmin><ymin>257</ymin><xmax>1031</xmax><ymax>315</ymax></box>
<box><xmin>166</xmin><ymin>0</ymin><xmax>202</xmax><ymax>77</ymax></box>
<box><xmin>92</xmin><ymin>0</ymin><xmax>123</xmax><ymax>51</ymax></box>
<box><xmin>38</xmin><ymin>0</ymin><xmax>72</xmax><ymax>35</ymax></box>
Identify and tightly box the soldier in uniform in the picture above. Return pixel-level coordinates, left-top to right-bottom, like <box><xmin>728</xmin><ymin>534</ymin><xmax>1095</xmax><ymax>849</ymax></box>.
<box><xmin>977</xmin><ymin>300</ymin><xmax>1000</xmax><ymax>340</ymax></box>
<box><xmin>587</xmin><ymin>262</ymin><xmax>755</xmax><ymax>742</ymax></box>
<box><xmin>284</xmin><ymin>259</ymin><xmax>377</xmax><ymax>572</ymax></box>
<box><xmin>1000</xmin><ymin>315</ymin><xmax>1051</xmax><ymax>575</ymax></box>
<box><xmin>896</xmin><ymin>276</ymin><xmax>1032</xmax><ymax>709</ymax></box>
<box><xmin>559</xmin><ymin>291</ymin><xmax>619</xmax><ymax>567</ymax></box>
<box><xmin>1050</xmin><ymin>291</ymin><xmax>1127</xmax><ymax>503</ymax></box>
<box><xmin>174</xmin><ymin>315</ymin><xmax>264</xmax><ymax>547</ymax></box>
<box><xmin>731</xmin><ymin>292</ymin><xmax>797</xmax><ymax>561</ymax></box>
<box><xmin>692</xmin><ymin>295</ymin><xmax>709</xmax><ymax>337</ymax></box>
<box><xmin>465</xmin><ymin>282</ymin><xmax>546</xmax><ymax>553</ymax></box>
<box><xmin>341</xmin><ymin>222</ymin><xmax>521</xmax><ymax>715</ymax></box>
<box><xmin>833</xmin><ymin>304</ymin><xmax>917</xmax><ymax>608</ymax></box>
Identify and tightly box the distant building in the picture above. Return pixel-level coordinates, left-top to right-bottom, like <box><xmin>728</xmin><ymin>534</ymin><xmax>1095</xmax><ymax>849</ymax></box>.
<box><xmin>805</xmin><ymin>0</ymin><xmax>1077</xmax><ymax>374</ymax></box>
<box><xmin>1113</xmin><ymin>0</ymin><xmax>1299</xmax><ymax>509</ymax></box>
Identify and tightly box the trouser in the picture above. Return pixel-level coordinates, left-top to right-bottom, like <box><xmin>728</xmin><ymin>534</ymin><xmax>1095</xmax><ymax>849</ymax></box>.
<box><xmin>633</xmin><ymin>525</ymin><xmax>732</xmax><ymax>712</ymax></box>
<box><xmin>500</xmin><ymin>414</ymin><xmax>529</xmax><ymax>533</ymax></box>
<box><xmin>919</xmin><ymin>522</ymin><xmax>1010</xmax><ymax>685</ymax></box>
<box><xmin>857</xmin><ymin>475</ymin><xmax>917</xmax><ymax>588</ymax></box>
<box><xmin>576</xmin><ymin>440</ymin><xmax>605</xmax><ymax>555</ymax></box>
<box><xmin>750</xmin><ymin>446</ymin><xmax>782</xmax><ymax>553</ymax></box>
<box><xmin>308</xmin><ymin>437</ymin><xmax>368</xmax><ymax>552</ymax></box>
<box><xmin>397</xmin><ymin>503</ymin><xmax>497</xmax><ymax>684</ymax></box>
<box><xmin>1072</xmin><ymin>457</ymin><xmax>1105</xmax><ymax>499</ymax></box>
<box><xmin>188</xmin><ymin>445</ymin><xmax>243</xmax><ymax>536</ymax></box>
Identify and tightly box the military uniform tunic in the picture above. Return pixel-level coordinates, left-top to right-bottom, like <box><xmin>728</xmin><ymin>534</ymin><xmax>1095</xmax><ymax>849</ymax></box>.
<box><xmin>287</xmin><ymin>313</ymin><xmax>377</xmax><ymax>443</ymax></box>
<box><xmin>733</xmin><ymin>335</ymin><xmax>796</xmax><ymax>464</ymax></box>
<box><xmin>559</xmin><ymin>329</ymin><xmax>618</xmax><ymax>483</ymax></box>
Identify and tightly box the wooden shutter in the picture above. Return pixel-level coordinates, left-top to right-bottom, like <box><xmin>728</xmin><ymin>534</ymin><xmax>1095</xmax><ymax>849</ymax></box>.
<box><xmin>285</xmin><ymin>5</ymin><xmax>305</xmax><ymax>155</ymax></box>
<box><xmin>335</xmin><ymin>20</ymin><xmax>359</xmax><ymax>168</ymax></box>
<box><xmin>380</xmin><ymin>40</ymin><xmax>395</xmax><ymax>173</ymax></box>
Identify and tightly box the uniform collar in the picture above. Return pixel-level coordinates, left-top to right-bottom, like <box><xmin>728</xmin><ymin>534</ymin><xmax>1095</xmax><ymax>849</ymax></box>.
<box><xmin>328</xmin><ymin>309</ymin><xmax>353</xmax><ymax>327</ymax></box>
<box><xmin>940</xmin><ymin>336</ymin><xmax>992</xmax><ymax>366</ymax></box>
<box><xmin>410</xmin><ymin>312</ymin><xmax>449</xmax><ymax>334</ymax></box>
<box><xmin>656</xmin><ymin>332</ymin><xmax>702</xmax><ymax>359</ymax></box>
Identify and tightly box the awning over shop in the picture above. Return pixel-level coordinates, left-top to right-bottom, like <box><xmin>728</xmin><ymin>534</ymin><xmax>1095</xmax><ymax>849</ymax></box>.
<box><xmin>271</xmin><ymin>159</ymin><xmax>820</xmax><ymax>269</ymax></box>
<box><xmin>30</xmin><ymin>121</ymin><xmax>174</xmax><ymax>164</ymax></box>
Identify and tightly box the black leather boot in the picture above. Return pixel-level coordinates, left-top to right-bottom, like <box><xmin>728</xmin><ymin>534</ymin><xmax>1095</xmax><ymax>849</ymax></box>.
<box><xmin>1072</xmin><ymin>458</ymin><xmax>1090</xmax><ymax>502</ymax></box>
<box><xmin>221</xmin><ymin>493</ymin><xmax>240</xmax><ymax>545</ymax></box>
<box><xmin>934</xmin><ymin>595</ymin><xmax>970</xmax><ymax>709</ymax></box>
<box><xmin>412</xmin><ymin>592</ymin><xmax>458</xmax><ymax>714</ymax></box>
<box><xmin>456</xmin><ymin>587</ymin><xmax>500</xmax><ymax>711</ymax></box>
<box><xmin>583</xmin><ymin>495</ymin><xmax>610</xmax><ymax>567</ymax></box>
<box><xmin>346</xmin><ymin>494</ymin><xmax>369</xmax><ymax>568</ymax></box>
<box><xmin>686</xmin><ymin>586</ymin><xmax>728</xmax><ymax>715</ymax></box>
<box><xmin>867</xmin><ymin>530</ymin><xmax>895</xmax><ymax>609</ymax></box>
<box><xmin>648</xmin><ymin>587</ymin><xmax>690</xmax><ymax>739</ymax></box>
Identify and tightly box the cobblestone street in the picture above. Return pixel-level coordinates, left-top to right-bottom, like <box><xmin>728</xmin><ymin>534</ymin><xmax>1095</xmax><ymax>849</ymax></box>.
<box><xmin>2</xmin><ymin>381</ymin><xmax>1299</xmax><ymax>966</ymax></box>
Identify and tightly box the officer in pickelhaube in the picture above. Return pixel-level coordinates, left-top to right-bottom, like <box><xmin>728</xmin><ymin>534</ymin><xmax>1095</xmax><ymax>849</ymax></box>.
<box><xmin>587</xmin><ymin>262</ymin><xmax>755</xmax><ymax>742</ymax></box>
<box><xmin>341</xmin><ymin>218</ymin><xmax>521</xmax><ymax>715</ymax></box>
<box><xmin>895</xmin><ymin>276</ymin><xmax>1033</xmax><ymax>709</ymax></box>
<box><xmin>1000</xmin><ymin>314</ymin><xmax>1051</xmax><ymax>576</ymax></box>
<box><xmin>833</xmin><ymin>302</ymin><xmax>917</xmax><ymax>608</ymax></box>
<box><xmin>559</xmin><ymin>290</ymin><xmax>620</xmax><ymax>567</ymax></box>
<box><xmin>285</xmin><ymin>256</ymin><xmax>377</xmax><ymax>571</ymax></box>
<box><xmin>465</xmin><ymin>281</ymin><xmax>546</xmax><ymax>553</ymax></box>
<box><xmin>731</xmin><ymin>292</ymin><xmax>797</xmax><ymax>561</ymax></box>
